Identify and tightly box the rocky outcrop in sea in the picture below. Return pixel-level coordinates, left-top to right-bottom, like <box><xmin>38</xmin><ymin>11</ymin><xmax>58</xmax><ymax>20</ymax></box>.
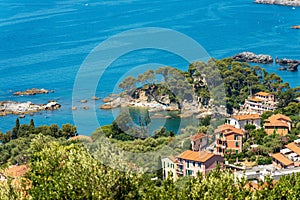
<box><xmin>276</xmin><ymin>57</ymin><xmax>299</xmax><ymax>71</ymax></box>
<box><xmin>0</xmin><ymin>101</ymin><xmax>61</xmax><ymax>117</ymax></box>
<box><xmin>232</xmin><ymin>52</ymin><xmax>273</xmax><ymax>64</ymax></box>
<box><xmin>13</xmin><ymin>88</ymin><xmax>53</xmax><ymax>96</ymax></box>
<box><xmin>255</xmin><ymin>0</ymin><xmax>300</xmax><ymax>6</ymax></box>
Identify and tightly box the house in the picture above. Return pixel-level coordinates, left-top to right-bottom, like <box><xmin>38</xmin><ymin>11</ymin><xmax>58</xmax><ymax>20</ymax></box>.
<box><xmin>271</xmin><ymin>139</ymin><xmax>300</xmax><ymax>169</ymax></box>
<box><xmin>226</xmin><ymin>114</ymin><xmax>261</xmax><ymax>130</ymax></box>
<box><xmin>161</xmin><ymin>156</ymin><xmax>177</xmax><ymax>180</ymax></box>
<box><xmin>264</xmin><ymin>114</ymin><xmax>292</xmax><ymax>136</ymax></box>
<box><xmin>243</xmin><ymin>92</ymin><xmax>277</xmax><ymax>114</ymax></box>
<box><xmin>175</xmin><ymin>150</ymin><xmax>223</xmax><ymax>178</ymax></box>
<box><xmin>214</xmin><ymin>124</ymin><xmax>244</xmax><ymax>155</ymax></box>
<box><xmin>190</xmin><ymin>133</ymin><xmax>208</xmax><ymax>151</ymax></box>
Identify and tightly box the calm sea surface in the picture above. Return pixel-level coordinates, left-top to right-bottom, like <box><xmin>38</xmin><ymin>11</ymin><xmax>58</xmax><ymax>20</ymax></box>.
<box><xmin>0</xmin><ymin>0</ymin><xmax>299</xmax><ymax>134</ymax></box>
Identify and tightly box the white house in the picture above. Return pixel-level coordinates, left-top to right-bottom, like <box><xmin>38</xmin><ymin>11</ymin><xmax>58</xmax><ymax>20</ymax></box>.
<box><xmin>226</xmin><ymin>114</ymin><xmax>261</xmax><ymax>130</ymax></box>
<box><xmin>162</xmin><ymin>156</ymin><xmax>177</xmax><ymax>180</ymax></box>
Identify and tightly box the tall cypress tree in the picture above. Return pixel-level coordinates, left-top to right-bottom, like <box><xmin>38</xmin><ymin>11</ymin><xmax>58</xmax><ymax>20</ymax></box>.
<box><xmin>30</xmin><ymin>119</ymin><xmax>35</xmax><ymax>129</ymax></box>
<box><xmin>12</xmin><ymin>118</ymin><xmax>20</xmax><ymax>139</ymax></box>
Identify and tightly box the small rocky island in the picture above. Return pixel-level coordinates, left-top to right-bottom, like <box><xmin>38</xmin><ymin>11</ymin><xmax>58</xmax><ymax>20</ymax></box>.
<box><xmin>0</xmin><ymin>101</ymin><xmax>61</xmax><ymax>117</ymax></box>
<box><xmin>100</xmin><ymin>65</ymin><xmax>226</xmax><ymax>119</ymax></box>
<box><xmin>13</xmin><ymin>88</ymin><xmax>54</xmax><ymax>96</ymax></box>
<box><xmin>232</xmin><ymin>52</ymin><xmax>273</xmax><ymax>64</ymax></box>
<box><xmin>291</xmin><ymin>25</ymin><xmax>300</xmax><ymax>29</ymax></box>
<box><xmin>255</xmin><ymin>0</ymin><xmax>300</xmax><ymax>6</ymax></box>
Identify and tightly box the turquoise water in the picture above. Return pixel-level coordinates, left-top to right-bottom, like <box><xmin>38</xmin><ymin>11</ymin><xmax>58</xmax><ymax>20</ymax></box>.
<box><xmin>0</xmin><ymin>0</ymin><xmax>299</xmax><ymax>134</ymax></box>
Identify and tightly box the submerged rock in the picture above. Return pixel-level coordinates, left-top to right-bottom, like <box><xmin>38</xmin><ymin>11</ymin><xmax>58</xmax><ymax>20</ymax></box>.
<box><xmin>91</xmin><ymin>96</ymin><xmax>99</xmax><ymax>100</ymax></box>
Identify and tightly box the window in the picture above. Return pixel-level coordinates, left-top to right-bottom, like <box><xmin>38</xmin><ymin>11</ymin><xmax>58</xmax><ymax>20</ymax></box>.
<box><xmin>234</xmin><ymin>134</ymin><xmax>239</xmax><ymax>140</ymax></box>
<box><xmin>200</xmin><ymin>138</ymin><xmax>202</xmax><ymax>142</ymax></box>
<box><xmin>193</xmin><ymin>161</ymin><xmax>195</xmax><ymax>167</ymax></box>
<box><xmin>236</xmin><ymin>150</ymin><xmax>239</xmax><ymax>154</ymax></box>
<box><xmin>186</xmin><ymin>170</ymin><xmax>193</xmax><ymax>176</ymax></box>
<box><xmin>198</xmin><ymin>162</ymin><xmax>201</xmax><ymax>167</ymax></box>
<box><xmin>235</xmin><ymin>142</ymin><xmax>239</xmax><ymax>147</ymax></box>
<box><xmin>167</xmin><ymin>163</ymin><xmax>169</xmax><ymax>168</ymax></box>
<box><xmin>187</xmin><ymin>161</ymin><xmax>190</xmax><ymax>168</ymax></box>
<box><xmin>163</xmin><ymin>162</ymin><xmax>165</xmax><ymax>168</ymax></box>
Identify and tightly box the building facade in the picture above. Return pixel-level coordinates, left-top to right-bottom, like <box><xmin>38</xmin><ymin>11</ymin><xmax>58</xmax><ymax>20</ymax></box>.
<box><xmin>264</xmin><ymin>114</ymin><xmax>292</xmax><ymax>136</ymax></box>
<box><xmin>162</xmin><ymin>156</ymin><xmax>177</xmax><ymax>180</ymax></box>
<box><xmin>243</xmin><ymin>92</ymin><xmax>277</xmax><ymax>114</ymax></box>
<box><xmin>175</xmin><ymin>150</ymin><xmax>223</xmax><ymax>178</ymax></box>
<box><xmin>214</xmin><ymin>124</ymin><xmax>244</xmax><ymax>155</ymax></box>
<box><xmin>226</xmin><ymin>114</ymin><xmax>261</xmax><ymax>130</ymax></box>
<box><xmin>190</xmin><ymin>133</ymin><xmax>208</xmax><ymax>151</ymax></box>
<box><xmin>271</xmin><ymin>139</ymin><xmax>300</xmax><ymax>169</ymax></box>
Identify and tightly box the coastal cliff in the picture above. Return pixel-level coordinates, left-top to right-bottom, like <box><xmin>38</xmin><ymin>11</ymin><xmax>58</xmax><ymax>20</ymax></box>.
<box><xmin>255</xmin><ymin>0</ymin><xmax>300</xmax><ymax>6</ymax></box>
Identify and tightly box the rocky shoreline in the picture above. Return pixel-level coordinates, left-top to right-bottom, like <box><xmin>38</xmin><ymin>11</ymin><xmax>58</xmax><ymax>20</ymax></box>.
<box><xmin>99</xmin><ymin>93</ymin><xmax>221</xmax><ymax>119</ymax></box>
<box><xmin>0</xmin><ymin>101</ymin><xmax>61</xmax><ymax>117</ymax></box>
<box><xmin>233</xmin><ymin>52</ymin><xmax>299</xmax><ymax>71</ymax></box>
<box><xmin>13</xmin><ymin>88</ymin><xmax>54</xmax><ymax>96</ymax></box>
<box><xmin>254</xmin><ymin>0</ymin><xmax>300</xmax><ymax>6</ymax></box>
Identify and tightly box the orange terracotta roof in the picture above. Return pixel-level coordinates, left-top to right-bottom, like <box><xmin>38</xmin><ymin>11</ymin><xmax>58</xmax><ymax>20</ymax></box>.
<box><xmin>264</xmin><ymin>114</ymin><xmax>291</xmax><ymax>128</ymax></box>
<box><xmin>2</xmin><ymin>165</ymin><xmax>29</xmax><ymax>178</ymax></box>
<box><xmin>248</xmin><ymin>97</ymin><xmax>263</xmax><ymax>102</ymax></box>
<box><xmin>255</xmin><ymin>91</ymin><xmax>272</xmax><ymax>97</ymax></box>
<box><xmin>68</xmin><ymin>135</ymin><xmax>93</xmax><ymax>143</ymax></box>
<box><xmin>176</xmin><ymin>150</ymin><xmax>214</xmax><ymax>162</ymax></box>
<box><xmin>271</xmin><ymin>153</ymin><xmax>293</xmax><ymax>166</ymax></box>
<box><xmin>269</xmin><ymin>114</ymin><xmax>292</xmax><ymax>122</ymax></box>
<box><xmin>286</xmin><ymin>142</ymin><xmax>300</xmax><ymax>156</ymax></box>
<box><xmin>264</xmin><ymin>122</ymin><xmax>289</xmax><ymax>127</ymax></box>
<box><xmin>190</xmin><ymin>133</ymin><xmax>206</xmax><ymax>141</ymax></box>
<box><xmin>233</xmin><ymin>114</ymin><xmax>261</xmax><ymax>121</ymax></box>
<box><xmin>215</xmin><ymin>124</ymin><xmax>244</xmax><ymax>135</ymax></box>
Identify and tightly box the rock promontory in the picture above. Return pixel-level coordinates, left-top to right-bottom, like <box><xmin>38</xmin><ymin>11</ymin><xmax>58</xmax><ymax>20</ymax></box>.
<box><xmin>0</xmin><ymin>101</ymin><xmax>61</xmax><ymax>117</ymax></box>
<box><xmin>13</xmin><ymin>88</ymin><xmax>53</xmax><ymax>96</ymax></box>
<box><xmin>255</xmin><ymin>0</ymin><xmax>300</xmax><ymax>6</ymax></box>
<box><xmin>232</xmin><ymin>52</ymin><xmax>273</xmax><ymax>64</ymax></box>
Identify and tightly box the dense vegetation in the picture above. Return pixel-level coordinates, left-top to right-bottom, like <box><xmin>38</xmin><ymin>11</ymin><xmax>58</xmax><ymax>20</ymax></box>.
<box><xmin>3</xmin><ymin>141</ymin><xmax>300</xmax><ymax>199</ymax></box>
<box><xmin>0</xmin><ymin>119</ymin><xmax>78</xmax><ymax>167</ymax></box>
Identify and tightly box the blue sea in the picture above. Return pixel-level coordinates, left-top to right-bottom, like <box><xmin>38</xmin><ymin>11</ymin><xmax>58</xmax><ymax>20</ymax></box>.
<box><xmin>0</xmin><ymin>0</ymin><xmax>299</xmax><ymax>135</ymax></box>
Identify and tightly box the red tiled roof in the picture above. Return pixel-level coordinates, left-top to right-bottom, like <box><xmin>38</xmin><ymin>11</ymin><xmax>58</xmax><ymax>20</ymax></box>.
<box><xmin>271</xmin><ymin>153</ymin><xmax>293</xmax><ymax>166</ymax></box>
<box><xmin>215</xmin><ymin>124</ymin><xmax>244</xmax><ymax>135</ymax></box>
<box><xmin>176</xmin><ymin>150</ymin><xmax>214</xmax><ymax>162</ymax></box>
<box><xmin>255</xmin><ymin>91</ymin><xmax>272</xmax><ymax>97</ymax></box>
<box><xmin>233</xmin><ymin>114</ymin><xmax>261</xmax><ymax>121</ymax></box>
<box><xmin>286</xmin><ymin>142</ymin><xmax>300</xmax><ymax>156</ymax></box>
<box><xmin>190</xmin><ymin>133</ymin><xmax>206</xmax><ymax>141</ymax></box>
<box><xmin>264</xmin><ymin>114</ymin><xmax>291</xmax><ymax>128</ymax></box>
<box><xmin>269</xmin><ymin>114</ymin><xmax>292</xmax><ymax>122</ymax></box>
